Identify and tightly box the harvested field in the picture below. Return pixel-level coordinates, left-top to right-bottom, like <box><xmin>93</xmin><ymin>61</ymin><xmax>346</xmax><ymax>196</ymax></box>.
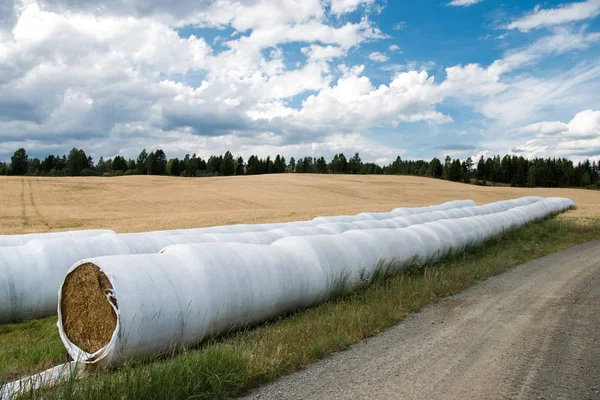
<box><xmin>0</xmin><ymin>175</ymin><xmax>598</xmax><ymax>235</ymax></box>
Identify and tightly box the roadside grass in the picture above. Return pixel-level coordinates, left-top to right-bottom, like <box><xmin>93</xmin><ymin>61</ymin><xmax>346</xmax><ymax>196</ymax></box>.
<box><xmin>4</xmin><ymin>216</ymin><xmax>599</xmax><ymax>399</ymax></box>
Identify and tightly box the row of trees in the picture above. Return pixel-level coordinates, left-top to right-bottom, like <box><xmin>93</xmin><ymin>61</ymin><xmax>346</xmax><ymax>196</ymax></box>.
<box><xmin>1</xmin><ymin>148</ymin><xmax>599</xmax><ymax>189</ymax></box>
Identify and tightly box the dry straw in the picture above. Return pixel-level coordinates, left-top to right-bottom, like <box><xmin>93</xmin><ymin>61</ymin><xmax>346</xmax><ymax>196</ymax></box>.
<box><xmin>60</xmin><ymin>263</ymin><xmax>117</xmax><ymax>354</ymax></box>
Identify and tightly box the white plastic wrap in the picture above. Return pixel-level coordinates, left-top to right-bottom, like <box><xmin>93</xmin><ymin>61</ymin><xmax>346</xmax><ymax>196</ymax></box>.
<box><xmin>135</xmin><ymin>199</ymin><xmax>477</xmax><ymax>236</ymax></box>
<box><xmin>0</xmin><ymin>200</ymin><xmax>479</xmax><ymax>323</ymax></box>
<box><xmin>0</xmin><ymin>230</ymin><xmax>114</xmax><ymax>247</ymax></box>
<box><xmin>57</xmin><ymin>197</ymin><xmax>574</xmax><ymax>368</ymax></box>
<box><xmin>165</xmin><ymin>197</ymin><xmax>543</xmax><ymax>246</ymax></box>
<box><xmin>0</xmin><ymin>362</ymin><xmax>83</xmax><ymax>400</ymax></box>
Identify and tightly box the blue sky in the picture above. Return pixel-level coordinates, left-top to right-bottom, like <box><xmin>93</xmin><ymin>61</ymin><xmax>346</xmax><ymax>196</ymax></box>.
<box><xmin>0</xmin><ymin>0</ymin><xmax>599</xmax><ymax>164</ymax></box>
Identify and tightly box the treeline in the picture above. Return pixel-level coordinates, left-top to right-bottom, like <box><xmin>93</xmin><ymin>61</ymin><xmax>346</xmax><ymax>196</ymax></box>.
<box><xmin>1</xmin><ymin>147</ymin><xmax>599</xmax><ymax>189</ymax></box>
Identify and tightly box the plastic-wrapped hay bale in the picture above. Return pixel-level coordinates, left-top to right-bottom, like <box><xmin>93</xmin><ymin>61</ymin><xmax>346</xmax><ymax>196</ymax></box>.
<box><xmin>0</xmin><ymin>198</ymin><xmax>544</xmax><ymax>323</ymax></box>
<box><xmin>0</xmin><ymin>230</ymin><xmax>115</xmax><ymax>247</ymax></box>
<box><xmin>56</xmin><ymin>197</ymin><xmax>574</xmax><ymax>368</ymax></box>
<box><xmin>58</xmin><ymin>244</ymin><xmax>328</xmax><ymax>366</ymax></box>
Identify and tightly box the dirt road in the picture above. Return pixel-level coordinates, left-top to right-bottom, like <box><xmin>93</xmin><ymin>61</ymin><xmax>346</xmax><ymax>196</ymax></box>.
<box><xmin>243</xmin><ymin>240</ymin><xmax>600</xmax><ymax>400</ymax></box>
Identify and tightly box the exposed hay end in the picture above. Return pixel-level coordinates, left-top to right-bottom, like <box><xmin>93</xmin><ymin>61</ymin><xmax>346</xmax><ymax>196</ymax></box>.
<box><xmin>60</xmin><ymin>263</ymin><xmax>117</xmax><ymax>354</ymax></box>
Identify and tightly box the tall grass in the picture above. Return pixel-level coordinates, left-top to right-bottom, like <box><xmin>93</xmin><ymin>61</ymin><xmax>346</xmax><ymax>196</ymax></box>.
<box><xmin>4</xmin><ymin>217</ymin><xmax>599</xmax><ymax>399</ymax></box>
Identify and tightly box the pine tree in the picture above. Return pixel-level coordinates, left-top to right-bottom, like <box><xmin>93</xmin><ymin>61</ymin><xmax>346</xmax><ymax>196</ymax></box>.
<box><xmin>220</xmin><ymin>151</ymin><xmax>235</xmax><ymax>176</ymax></box>
<box><xmin>236</xmin><ymin>157</ymin><xmax>245</xmax><ymax>175</ymax></box>
<box><xmin>136</xmin><ymin>149</ymin><xmax>148</xmax><ymax>174</ymax></box>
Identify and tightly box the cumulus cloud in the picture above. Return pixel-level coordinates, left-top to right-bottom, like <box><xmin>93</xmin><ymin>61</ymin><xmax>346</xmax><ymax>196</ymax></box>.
<box><xmin>508</xmin><ymin>110</ymin><xmax>600</xmax><ymax>160</ymax></box>
<box><xmin>505</xmin><ymin>0</ymin><xmax>600</xmax><ymax>32</ymax></box>
<box><xmin>285</xmin><ymin>66</ymin><xmax>450</xmax><ymax>132</ymax></box>
<box><xmin>520</xmin><ymin>109</ymin><xmax>600</xmax><ymax>139</ymax></box>
<box><xmin>1</xmin><ymin>0</ymin><xmax>599</xmax><ymax>163</ymax></box>
<box><xmin>368</xmin><ymin>51</ymin><xmax>389</xmax><ymax>62</ymax></box>
<box><xmin>31</xmin><ymin>0</ymin><xmax>327</xmax><ymax>30</ymax></box>
<box><xmin>0</xmin><ymin>0</ymin><xmax>439</xmax><ymax>162</ymax></box>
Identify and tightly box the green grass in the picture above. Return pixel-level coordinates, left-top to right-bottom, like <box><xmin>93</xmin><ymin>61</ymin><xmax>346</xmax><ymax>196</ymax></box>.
<box><xmin>3</xmin><ymin>216</ymin><xmax>600</xmax><ymax>399</ymax></box>
<box><xmin>0</xmin><ymin>318</ymin><xmax>68</xmax><ymax>381</ymax></box>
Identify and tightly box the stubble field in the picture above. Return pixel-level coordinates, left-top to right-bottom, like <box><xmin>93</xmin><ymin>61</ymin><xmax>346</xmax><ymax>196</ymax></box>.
<box><xmin>0</xmin><ymin>174</ymin><xmax>598</xmax><ymax>235</ymax></box>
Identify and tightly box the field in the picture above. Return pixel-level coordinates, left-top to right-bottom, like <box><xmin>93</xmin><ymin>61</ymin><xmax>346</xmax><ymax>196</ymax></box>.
<box><xmin>0</xmin><ymin>174</ymin><xmax>598</xmax><ymax>235</ymax></box>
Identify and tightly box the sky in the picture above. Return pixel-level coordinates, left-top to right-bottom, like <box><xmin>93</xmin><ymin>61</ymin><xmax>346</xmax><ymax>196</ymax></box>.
<box><xmin>0</xmin><ymin>0</ymin><xmax>599</xmax><ymax>165</ymax></box>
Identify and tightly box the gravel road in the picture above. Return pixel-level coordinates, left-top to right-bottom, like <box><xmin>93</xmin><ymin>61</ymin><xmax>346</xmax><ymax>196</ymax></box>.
<box><xmin>241</xmin><ymin>239</ymin><xmax>600</xmax><ymax>400</ymax></box>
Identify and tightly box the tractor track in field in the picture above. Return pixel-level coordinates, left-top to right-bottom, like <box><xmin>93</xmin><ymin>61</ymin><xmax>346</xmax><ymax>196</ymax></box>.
<box><xmin>243</xmin><ymin>240</ymin><xmax>600</xmax><ymax>400</ymax></box>
<box><xmin>19</xmin><ymin>178</ymin><xmax>27</xmax><ymax>227</ymax></box>
<box><xmin>28</xmin><ymin>179</ymin><xmax>51</xmax><ymax>230</ymax></box>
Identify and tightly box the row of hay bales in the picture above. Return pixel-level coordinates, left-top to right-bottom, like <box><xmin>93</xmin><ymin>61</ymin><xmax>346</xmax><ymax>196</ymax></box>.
<box><xmin>1</xmin><ymin>200</ymin><xmax>478</xmax><ymax>323</ymax></box>
<box><xmin>0</xmin><ymin>197</ymin><xmax>574</xmax><ymax>398</ymax></box>
<box><xmin>55</xmin><ymin>197</ymin><xmax>572</xmax><ymax>368</ymax></box>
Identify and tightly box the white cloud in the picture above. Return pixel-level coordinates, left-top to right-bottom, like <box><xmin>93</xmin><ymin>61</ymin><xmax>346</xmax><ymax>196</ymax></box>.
<box><xmin>0</xmin><ymin>1</ymin><xmax>449</xmax><ymax>163</ymax></box>
<box><xmin>505</xmin><ymin>0</ymin><xmax>600</xmax><ymax>32</ymax></box>
<box><xmin>519</xmin><ymin>121</ymin><xmax>569</xmax><ymax>136</ymax></box>
<box><xmin>438</xmin><ymin>27</ymin><xmax>600</xmax><ymax>124</ymax></box>
<box><xmin>380</xmin><ymin>61</ymin><xmax>436</xmax><ymax>74</ymax></box>
<box><xmin>289</xmin><ymin>67</ymin><xmax>450</xmax><ymax>131</ymax></box>
<box><xmin>495</xmin><ymin>26</ymin><xmax>600</xmax><ymax>72</ymax></box>
<box><xmin>511</xmin><ymin>136</ymin><xmax>600</xmax><ymax>160</ymax></box>
<box><xmin>520</xmin><ymin>109</ymin><xmax>600</xmax><ymax>139</ymax></box>
<box><xmin>261</xmin><ymin>62</ymin><xmax>332</xmax><ymax>100</ymax></box>
<box><xmin>31</xmin><ymin>0</ymin><xmax>326</xmax><ymax>30</ymax></box>
<box><xmin>448</xmin><ymin>0</ymin><xmax>484</xmax><ymax>7</ymax></box>
<box><xmin>6</xmin><ymin>3</ymin><xmax>212</xmax><ymax>75</ymax></box>
<box><xmin>440</xmin><ymin>63</ymin><xmax>506</xmax><ymax>98</ymax></box>
<box><xmin>568</xmin><ymin>109</ymin><xmax>600</xmax><ymax>136</ymax></box>
<box><xmin>1</xmin><ymin>0</ymin><xmax>600</xmax><ymax>163</ymax></box>
<box><xmin>436</xmin><ymin>27</ymin><xmax>600</xmax><ymax>160</ymax></box>
<box><xmin>368</xmin><ymin>51</ymin><xmax>389</xmax><ymax>62</ymax></box>
<box><xmin>482</xmin><ymin>109</ymin><xmax>600</xmax><ymax>161</ymax></box>
<box><xmin>302</xmin><ymin>44</ymin><xmax>346</xmax><ymax>62</ymax></box>
<box><xmin>329</xmin><ymin>0</ymin><xmax>377</xmax><ymax>15</ymax></box>
<box><xmin>477</xmin><ymin>62</ymin><xmax>600</xmax><ymax>126</ymax></box>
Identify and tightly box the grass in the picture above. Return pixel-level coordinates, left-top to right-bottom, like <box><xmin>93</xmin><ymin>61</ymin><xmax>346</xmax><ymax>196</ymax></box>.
<box><xmin>0</xmin><ymin>319</ymin><xmax>69</xmax><ymax>381</ymax></box>
<box><xmin>3</xmin><ymin>216</ymin><xmax>599</xmax><ymax>399</ymax></box>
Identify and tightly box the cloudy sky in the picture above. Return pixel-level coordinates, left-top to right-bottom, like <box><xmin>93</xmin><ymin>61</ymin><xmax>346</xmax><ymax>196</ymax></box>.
<box><xmin>1</xmin><ymin>0</ymin><xmax>599</xmax><ymax>164</ymax></box>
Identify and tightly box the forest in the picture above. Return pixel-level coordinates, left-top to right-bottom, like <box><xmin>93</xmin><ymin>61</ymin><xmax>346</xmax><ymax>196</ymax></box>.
<box><xmin>1</xmin><ymin>147</ymin><xmax>599</xmax><ymax>189</ymax></box>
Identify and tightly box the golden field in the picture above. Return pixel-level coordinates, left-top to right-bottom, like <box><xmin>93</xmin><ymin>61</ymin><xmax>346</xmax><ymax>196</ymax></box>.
<box><xmin>0</xmin><ymin>174</ymin><xmax>598</xmax><ymax>235</ymax></box>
